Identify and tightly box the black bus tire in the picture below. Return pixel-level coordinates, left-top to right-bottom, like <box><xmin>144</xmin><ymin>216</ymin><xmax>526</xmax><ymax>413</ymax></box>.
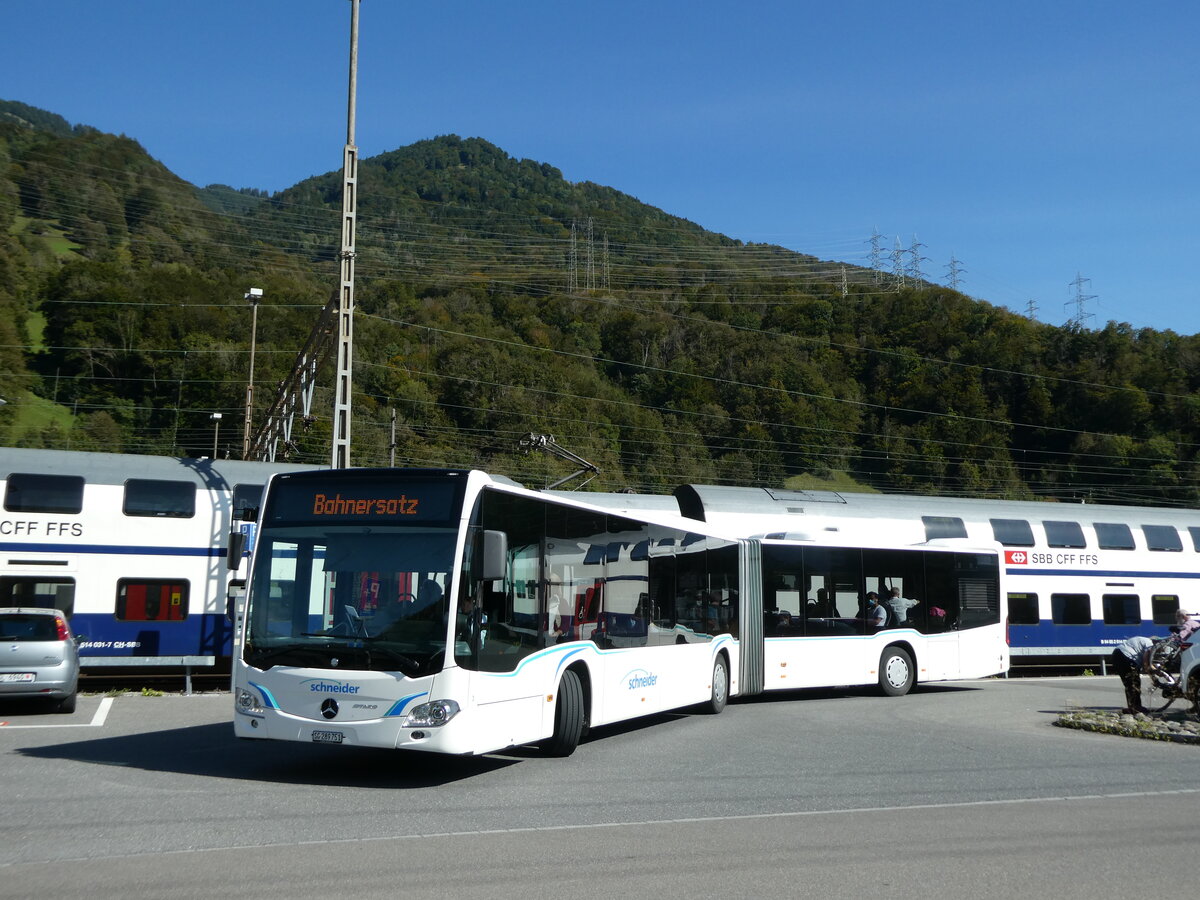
<box><xmin>540</xmin><ymin>669</ymin><xmax>584</xmax><ymax>757</ymax></box>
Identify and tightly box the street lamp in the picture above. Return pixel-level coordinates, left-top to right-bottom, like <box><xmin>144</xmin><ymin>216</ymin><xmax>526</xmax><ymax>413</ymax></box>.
<box><xmin>241</xmin><ymin>287</ymin><xmax>263</xmax><ymax>459</ymax></box>
<box><xmin>210</xmin><ymin>412</ymin><xmax>222</xmax><ymax>459</ymax></box>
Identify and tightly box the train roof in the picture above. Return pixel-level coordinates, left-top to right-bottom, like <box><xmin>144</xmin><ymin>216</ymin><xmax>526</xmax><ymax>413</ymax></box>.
<box><xmin>0</xmin><ymin>447</ymin><xmax>322</xmax><ymax>490</ymax></box>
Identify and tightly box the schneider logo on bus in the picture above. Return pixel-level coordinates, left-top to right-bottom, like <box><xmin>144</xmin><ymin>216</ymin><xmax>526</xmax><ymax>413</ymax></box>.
<box><xmin>306</xmin><ymin>680</ymin><xmax>361</xmax><ymax>694</ymax></box>
<box><xmin>312</xmin><ymin>493</ymin><xmax>420</xmax><ymax>516</ymax></box>
<box><xmin>625</xmin><ymin>669</ymin><xmax>659</xmax><ymax>690</ymax></box>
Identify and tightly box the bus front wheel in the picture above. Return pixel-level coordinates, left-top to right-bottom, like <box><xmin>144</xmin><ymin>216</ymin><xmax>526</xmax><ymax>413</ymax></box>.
<box><xmin>540</xmin><ymin>669</ymin><xmax>584</xmax><ymax>757</ymax></box>
<box><xmin>879</xmin><ymin>647</ymin><xmax>914</xmax><ymax>697</ymax></box>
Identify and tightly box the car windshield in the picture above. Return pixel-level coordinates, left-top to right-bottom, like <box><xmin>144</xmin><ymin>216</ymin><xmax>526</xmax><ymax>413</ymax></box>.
<box><xmin>0</xmin><ymin>614</ymin><xmax>60</xmax><ymax>642</ymax></box>
<box><xmin>243</xmin><ymin>526</ymin><xmax>455</xmax><ymax>677</ymax></box>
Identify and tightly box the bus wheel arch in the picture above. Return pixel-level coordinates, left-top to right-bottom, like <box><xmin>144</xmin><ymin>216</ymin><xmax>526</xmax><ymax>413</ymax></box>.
<box><xmin>879</xmin><ymin>644</ymin><xmax>916</xmax><ymax>697</ymax></box>
<box><xmin>540</xmin><ymin>664</ymin><xmax>588</xmax><ymax>757</ymax></box>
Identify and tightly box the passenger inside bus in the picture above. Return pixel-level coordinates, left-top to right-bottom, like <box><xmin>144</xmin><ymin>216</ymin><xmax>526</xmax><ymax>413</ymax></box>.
<box><xmin>863</xmin><ymin>592</ymin><xmax>887</xmax><ymax>630</ymax></box>
<box><xmin>416</xmin><ymin>577</ymin><xmax>444</xmax><ymax>610</ymax></box>
<box><xmin>884</xmin><ymin>586</ymin><xmax>920</xmax><ymax>626</ymax></box>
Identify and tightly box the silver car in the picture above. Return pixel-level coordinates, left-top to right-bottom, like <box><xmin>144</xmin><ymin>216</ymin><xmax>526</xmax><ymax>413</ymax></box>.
<box><xmin>0</xmin><ymin>608</ymin><xmax>80</xmax><ymax>713</ymax></box>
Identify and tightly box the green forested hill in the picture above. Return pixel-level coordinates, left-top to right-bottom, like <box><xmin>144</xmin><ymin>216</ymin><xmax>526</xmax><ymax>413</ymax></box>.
<box><xmin>2</xmin><ymin>98</ymin><xmax>1198</xmax><ymax>505</ymax></box>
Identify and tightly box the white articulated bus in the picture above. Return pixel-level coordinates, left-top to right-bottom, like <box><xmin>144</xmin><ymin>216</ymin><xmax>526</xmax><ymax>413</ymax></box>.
<box><xmin>232</xmin><ymin>468</ymin><xmax>1008</xmax><ymax>756</ymax></box>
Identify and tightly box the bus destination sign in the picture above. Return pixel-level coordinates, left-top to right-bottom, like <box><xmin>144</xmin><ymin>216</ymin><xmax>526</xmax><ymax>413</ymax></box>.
<box><xmin>265</xmin><ymin>475</ymin><xmax>462</xmax><ymax>526</ymax></box>
<box><xmin>312</xmin><ymin>492</ymin><xmax>420</xmax><ymax>517</ymax></box>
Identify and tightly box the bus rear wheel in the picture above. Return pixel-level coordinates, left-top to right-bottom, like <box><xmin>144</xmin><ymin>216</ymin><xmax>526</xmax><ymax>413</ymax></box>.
<box><xmin>540</xmin><ymin>669</ymin><xmax>584</xmax><ymax>757</ymax></box>
<box><xmin>705</xmin><ymin>655</ymin><xmax>729</xmax><ymax>714</ymax></box>
<box><xmin>879</xmin><ymin>647</ymin><xmax>914</xmax><ymax>697</ymax></box>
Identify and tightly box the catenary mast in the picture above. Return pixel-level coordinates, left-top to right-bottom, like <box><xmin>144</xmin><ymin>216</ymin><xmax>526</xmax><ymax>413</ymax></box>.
<box><xmin>331</xmin><ymin>0</ymin><xmax>360</xmax><ymax>469</ymax></box>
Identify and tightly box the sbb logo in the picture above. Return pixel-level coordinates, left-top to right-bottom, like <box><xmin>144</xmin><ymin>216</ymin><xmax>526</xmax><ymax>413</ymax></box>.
<box><xmin>1005</xmin><ymin>550</ymin><xmax>1029</xmax><ymax>565</ymax></box>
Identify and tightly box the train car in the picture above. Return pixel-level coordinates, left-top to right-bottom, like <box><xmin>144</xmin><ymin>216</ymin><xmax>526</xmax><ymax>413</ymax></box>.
<box><xmin>566</xmin><ymin>485</ymin><xmax>1200</xmax><ymax>665</ymax></box>
<box><xmin>0</xmin><ymin>448</ymin><xmax>319</xmax><ymax>673</ymax></box>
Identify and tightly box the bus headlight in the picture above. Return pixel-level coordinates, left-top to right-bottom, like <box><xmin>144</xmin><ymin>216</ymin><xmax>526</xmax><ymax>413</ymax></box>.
<box><xmin>402</xmin><ymin>699</ymin><xmax>460</xmax><ymax>727</ymax></box>
<box><xmin>236</xmin><ymin>688</ymin><xmax>266</xmax><ymax>718</ymax></box>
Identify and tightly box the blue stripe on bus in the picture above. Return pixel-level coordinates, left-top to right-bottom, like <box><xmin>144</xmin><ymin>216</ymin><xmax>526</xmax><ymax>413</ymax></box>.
<box><xmin>0</xmin><ymin>541</ymin><xmax>224</xmax><ymax>557</ymax></box>
<box><xmin>249</xmin><ymin>681</ymin><xmax>281</xmax><ymax>710</ymax></box>
<box><xmin>384</xmin><ymin>692</ymin><xmax>429</xmax><ymax>717</ymax></box>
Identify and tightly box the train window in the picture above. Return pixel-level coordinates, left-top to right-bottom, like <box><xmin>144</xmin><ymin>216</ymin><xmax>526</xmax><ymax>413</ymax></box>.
<box><xmin>1043</xmin><ymin>521</ymin><xmax>1086</xmax><ymax>549</ymax></box>
<box><xmin>922</xmin><ymin>516</ymin><xmax>967</xmax><ymax>539</ymax></box>
<box><xmin>123</xmin><ymin>479</ymin><xmax>196</xmax><ymax>518</ymax></box>
<box><xmin>233</xmin><ymin>484</ymin><xmax>265</xmax><ymax>520</ymax></box>
<box><xmin>1102</xmin><ymin>594</ymin><xmax>1140</xmax><ymax>625</ymax></box>
<box><xmin>0</xmin><ymin>577</ymin><xmax>75</xmax><ymax>617</ymax></box>
<box><xmin>1007</xmin><ymin>592</ymin><xmax>1039</xmax><ymax>625</ymax></box>
<box><xmin>1151</xmin><ymin>595</ymin><xmax>1180</xmax><ymax>625</ymax></box>
<box><xmin>116</xmin><ymin>579</ymin><xmax>189</xmax><ymax>621</ymax></box>
<box><xmin>1142</xmin><ymin>525</ymin><xmax>1182</xmax><ymax>552</ymax></box>
<box><xmin>1188</xmin><ymin>528</ymin><xmax>1200</xmax><ymax>552</ymax></box>
<box><xmin>1094</xmin><ymin>523</ymin><xmax>1135</xmax><ymax>550</ymax></box>
<box><xmin>4</xmin><ymin>473</ymin><xmax>85</xmax><ymax>514</ymax></box>
<box><xmin>1050</xmin><ymin>593</ymin><xmax>1090</xmax><ymax>625</ymax></box>
<box><xmin>990</xmin><ymin>519</ymin><xmax>1034</xmax><ymax>547</ymax></box>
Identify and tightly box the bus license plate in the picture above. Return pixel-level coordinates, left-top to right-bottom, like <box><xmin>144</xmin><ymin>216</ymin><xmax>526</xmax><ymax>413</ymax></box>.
<box><xmin>311</xmin><ymin>730</ymin><xmax>344</xmax><ymax>744</ymax></box>
<box><xmin>0</xmin><ymin>673</ymin><xmax>35</xmax><ymax>683</ymax></box>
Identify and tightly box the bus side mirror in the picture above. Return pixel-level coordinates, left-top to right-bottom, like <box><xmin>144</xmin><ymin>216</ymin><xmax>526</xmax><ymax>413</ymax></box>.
<box><xmin>477</xmin><ymin>529</ymin><xmax>507</xmax><ymax>582</ymax></box>
<box><xmin>227</xmin><ymin>531</ymin><xmax>247</xmax><ymax>570</ymax></box>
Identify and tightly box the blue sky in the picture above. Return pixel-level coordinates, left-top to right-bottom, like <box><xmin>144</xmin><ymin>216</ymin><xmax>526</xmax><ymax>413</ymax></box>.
<box><xmin>4</xmin><ymin>0</ymin><xmax>1199</xmax><ymax>333</ymax></box>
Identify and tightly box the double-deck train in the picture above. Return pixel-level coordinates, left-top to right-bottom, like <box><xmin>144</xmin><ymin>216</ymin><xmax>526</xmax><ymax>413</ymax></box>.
<box><xmin>0</xmin><ymin>448</ymin><xmax>317</xmax><ymax>674</ymax></box>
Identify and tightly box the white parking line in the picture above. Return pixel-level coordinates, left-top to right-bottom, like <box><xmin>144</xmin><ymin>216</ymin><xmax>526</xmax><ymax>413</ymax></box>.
<box><xmin>0</xmin><ymin>696</ymin><xmax>113</xmax><ymax>729</ymax></box>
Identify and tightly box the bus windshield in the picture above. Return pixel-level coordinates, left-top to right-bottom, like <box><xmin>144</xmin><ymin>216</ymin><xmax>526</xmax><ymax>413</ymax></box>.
<box><xmin>243</xmin><ymin>525</ymin><xmax>455</xmax><ymax>677</ymax></box>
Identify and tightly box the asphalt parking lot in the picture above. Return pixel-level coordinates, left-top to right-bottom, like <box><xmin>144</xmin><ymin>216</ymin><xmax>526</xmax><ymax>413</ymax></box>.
<box><xmin>1</xmin><ymin>677</ymin><xmax>1196</xmax><ymax>900</ymax></box>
